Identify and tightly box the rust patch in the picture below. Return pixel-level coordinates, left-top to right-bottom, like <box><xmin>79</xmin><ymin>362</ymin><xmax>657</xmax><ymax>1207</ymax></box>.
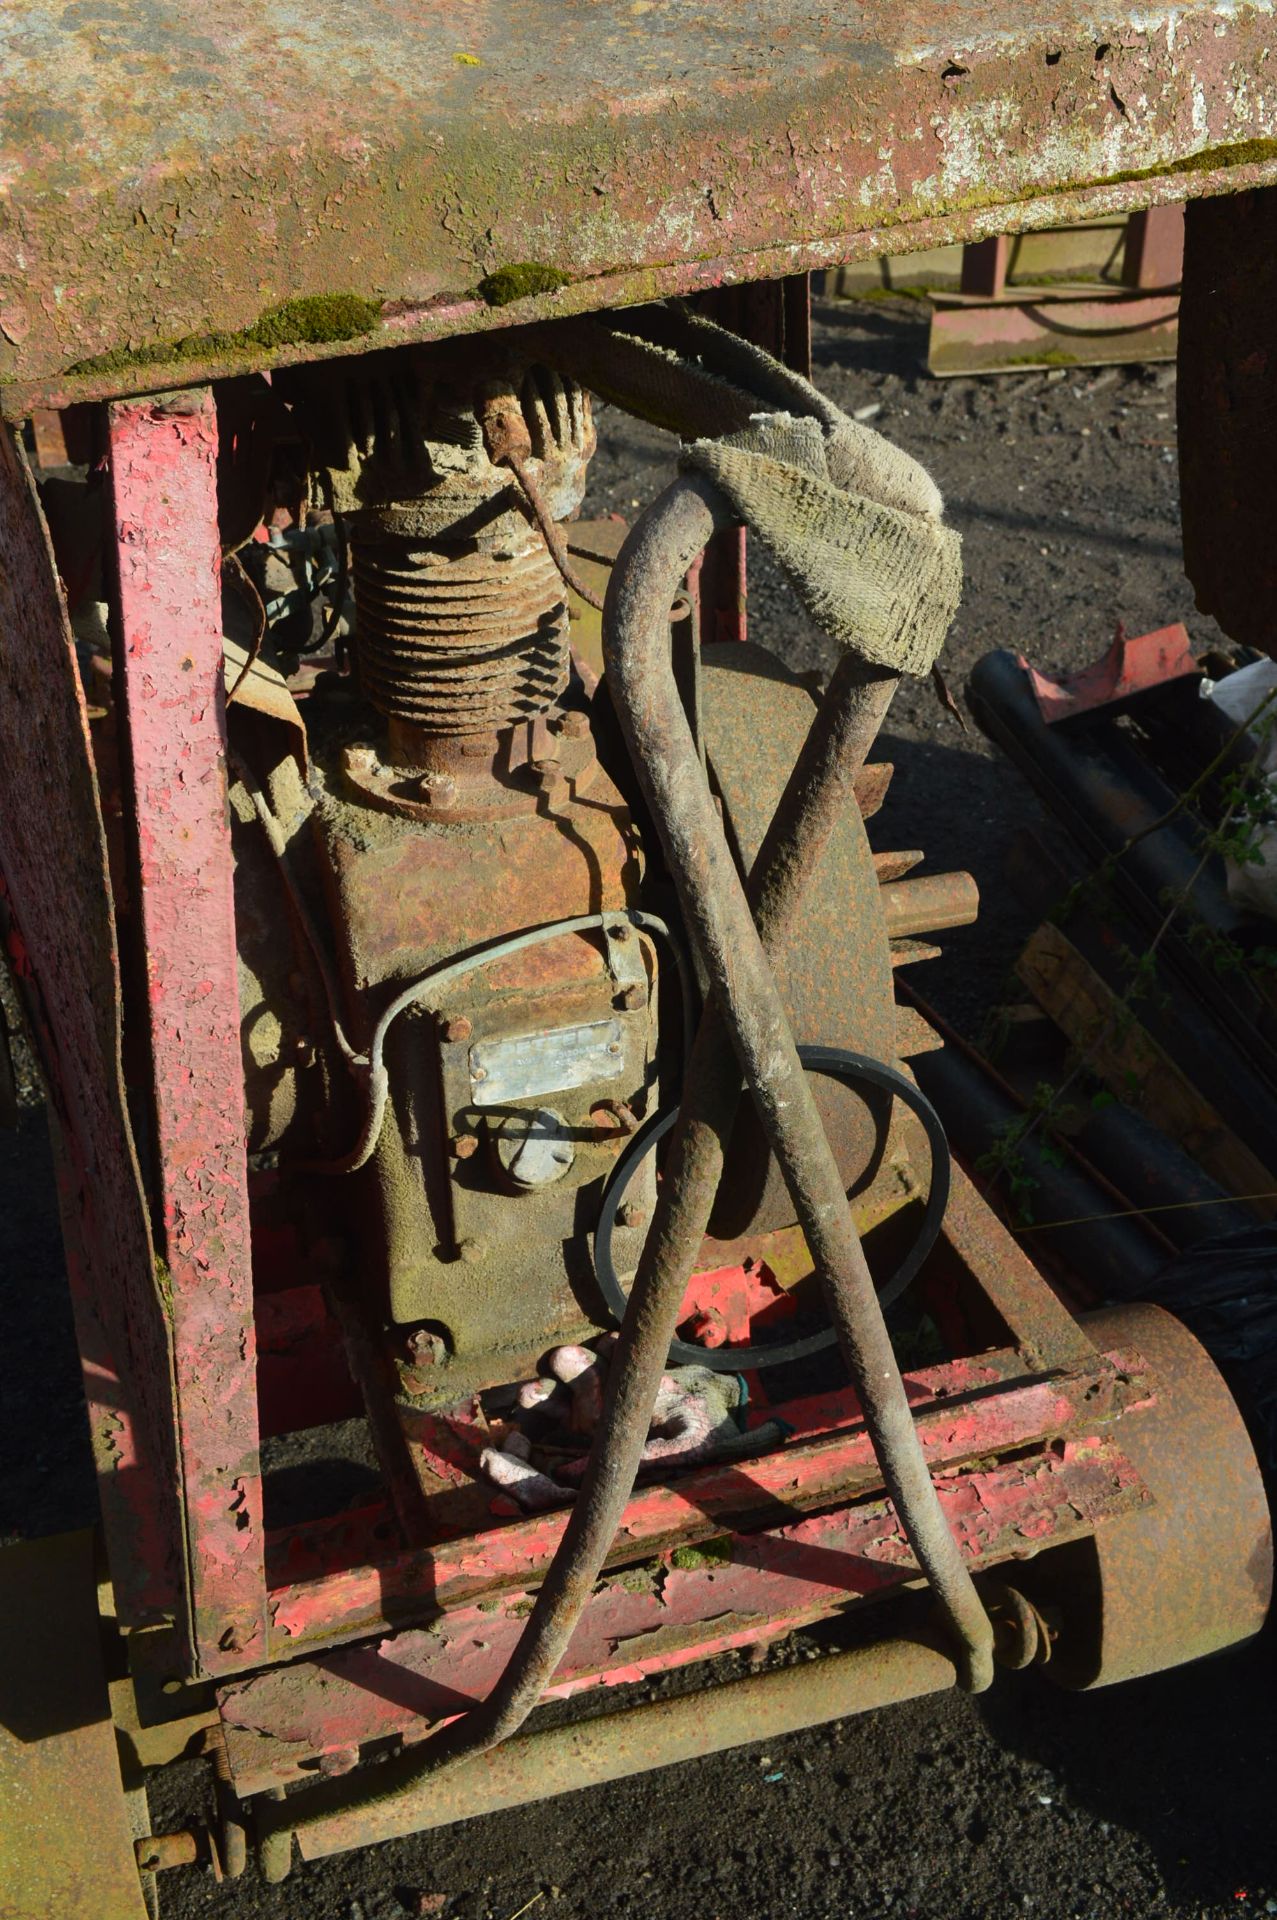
<box><xmin>2</xmin><ymin>6</ymin><xmax>1277</xmax><ymax>406</ymax></box>
<box><xmin>261</xmin><ymin>1344</ymin><xmax>1148</xmax><ymax>1661</ymax></box>
<box><xmin>223</xmin><ymin>1433</ymin><xmax>1147</xmax><ymax>1792</ymax></box>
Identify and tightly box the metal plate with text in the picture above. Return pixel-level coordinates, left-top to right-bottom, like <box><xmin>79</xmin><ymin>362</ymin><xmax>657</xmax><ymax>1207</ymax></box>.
<box><xmin>469</xmin><ymin>1019</ymin><xmax>626</xmax><ymax>1107</ymax></box>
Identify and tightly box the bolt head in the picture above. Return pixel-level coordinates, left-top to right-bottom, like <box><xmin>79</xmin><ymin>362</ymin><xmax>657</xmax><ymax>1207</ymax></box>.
<box><xmin>616</xmin><ymin>984</ymin><xmax>645</xmax><ymax>1011</ymax></box>
<box><xmin>616</xmin><ymin>1203</ymin><xmax>647</xmax><ymax>1230</ymax></box>
<box><xmin>685</xmin><ymin>1308</ymin><xmax>728</xmax><ymax>1348</ymax></box>
<box><xmin>440</xmin><ymin>1014</ymin><xmax>473</xmax><ymax>1045</ymax></box>
<box><xmin>452</xmin><ymin>1132</ymin><xmax>480</xmax><ymax>1160</ymax></box>
<box><xmin>609</xmin><ymin>922</ymin><xmax>631</xmax><ymax>941</ymax></box>
<box><xmin>421</xmin><ymin>773</ymin><xmax>459</xmax><ymax>809</ymax></box>
<box><xmin>557</xmin><ymin>709</ymin><xmax>591</xmax><ymax>740</ymax></box>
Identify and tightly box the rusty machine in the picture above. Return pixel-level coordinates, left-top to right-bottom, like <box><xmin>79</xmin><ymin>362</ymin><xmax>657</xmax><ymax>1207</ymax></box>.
<box><xmin>0</xmin><ymin>5</ymin><xmax>1274</xmax><ymax>1913</ymax></box>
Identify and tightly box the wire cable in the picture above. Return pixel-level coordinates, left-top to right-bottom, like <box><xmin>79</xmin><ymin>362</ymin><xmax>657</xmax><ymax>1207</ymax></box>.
<box><xmin>294</xmin><ymin>908</ymin><xmax>694</xmax><ymax>1175</ymax></box>
<box><xmin>593</xmin><ymin>1044</ymin><xmax>951</xmax><ymax>1369</ymax></box>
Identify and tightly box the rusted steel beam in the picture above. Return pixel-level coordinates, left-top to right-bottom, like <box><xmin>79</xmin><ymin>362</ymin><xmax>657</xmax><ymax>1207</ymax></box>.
<box><xmin>109</xmin><ymin>389</ymin><xmax>267</xmax><ymax>1673</ymax></box>
<box><xmin>0</xmin><ymin>424</ymin><xmax>183</xmax><ymax>1627</ymax></box>
<box><xmin>927</xmin><ymin>287</ymin><xmax>1179</xmax><ymax>377</ymax></box>
<box><xmin>260</xmin><ymin>1344</ymin><xmax>1148</xmax><ymax>1662</ymax></box>
<box><xmin>225</xmin><ymin>1434</ymin><xmax>1147</xmax><ymax>1796</ymax></box>
<box><xmin>2</xmin><ymin>5</ymin><xmax>1277</xmax><ymax>408</ymax></box>
<box><xmin>942</xmin><ymin>1158</ymin><xmax>1100</xmax><ymax>1369</ymax></box>
<box><xmin>961</xmin><ymin>235</ymin><xmax>1011</xmax><ymax>299</ymax></box>
<box><xmin>264</xmin><ymin>1637</ymin><xmax>961</xmax><ymax>1865</ymax></box>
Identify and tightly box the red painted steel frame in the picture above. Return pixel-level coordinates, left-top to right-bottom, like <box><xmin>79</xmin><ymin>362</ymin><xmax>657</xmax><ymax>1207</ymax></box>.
<box><xmin>223</xmin><ymin>1430</ymin><xmax>1148</xmax><ymax>1793</ymax></box>
<box><xmin>87</xmin><ymin>351</ymin><xmax>1115</xmax><ymax>1696</ymax></box>
<box><xmin>0</xmin><ymin>423</ymin><xmax>184</xmax><ymax>1628</ymax></box>
<box><xmin>109</xmin><ymin>389</ymin><xmax>267</xmax><ymax>1671</ymax></box>
<box><xmin>252</xmin><ymin>1342</ymin><xmax>1143</xmax><ymax>1665</ymax></box>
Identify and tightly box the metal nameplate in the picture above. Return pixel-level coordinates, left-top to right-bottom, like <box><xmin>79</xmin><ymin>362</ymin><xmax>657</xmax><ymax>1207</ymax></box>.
<box><xmin>468</xmin><ymin>1019</ymin><xmax>626</xmax><ymax>1108</ymax></box>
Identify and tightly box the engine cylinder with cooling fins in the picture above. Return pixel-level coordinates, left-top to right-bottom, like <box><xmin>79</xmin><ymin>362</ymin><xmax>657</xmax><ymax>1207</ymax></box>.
<box><xmin>306</xmin><ymin>351</ymin><xmax>595</xmax><ymax>754</ymax></box>
<box><xmin>351</xmin><ymin>527</ymin><xmax>569</xmax><ymax>736</ymax></box>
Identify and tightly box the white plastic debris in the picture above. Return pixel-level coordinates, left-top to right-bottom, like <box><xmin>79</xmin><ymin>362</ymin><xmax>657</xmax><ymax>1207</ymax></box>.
<box><xmin>480</xmin><ymin>1343</ymin><xmax>743</xmax><ymax>1512</ymax></box>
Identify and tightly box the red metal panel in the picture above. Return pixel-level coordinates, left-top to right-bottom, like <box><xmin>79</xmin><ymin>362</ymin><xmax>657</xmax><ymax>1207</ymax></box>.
<box><xmin>224</xmin><ymin>1434</ymin><xmax>1149</xmax><ymax>1792</ymax></box>
<box><xmin>109</xmin><ymin>389</ymin><xmax>267</xmax><ymax>1671</ymax></box>
<box><xmin>0</xmin><ymin>423</ymin><xmax>184</xmax><ymax>1626</ymax></box>
<box><xmin>1025</xmin><ymin>623</ymin><xmax>1199</xmax><ymax>725</ymax></box>
<box><xmin>255</xmin><ymin>1286</ymin><xmax>362</xmax><ymax>1439</ymax></box>
<box><xmin>927</xmin><ymin>288</ymin><xmax>1179</xmax><ymax>377</ymax></box>
<box><xmin>1122</xmin><ymin>202</ymin><xmax>1185</xmax><ymax>287</ymax></box>
<box><xmin>693</xmin><ymin>526</ymin><xmax>748</xmax><ymax>647</ymax></box>
<box><xmin>961</xmin><ymin>235</ymin><xmax>1010</xmax><ymax>298</ymax></box>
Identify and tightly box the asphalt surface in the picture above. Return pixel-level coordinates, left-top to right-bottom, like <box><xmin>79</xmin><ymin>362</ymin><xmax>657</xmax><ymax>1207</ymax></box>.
<box><xmin>3</xmin><ymin>294</ymin><xmax>1274</xmax><ymax>1920</ymax></box>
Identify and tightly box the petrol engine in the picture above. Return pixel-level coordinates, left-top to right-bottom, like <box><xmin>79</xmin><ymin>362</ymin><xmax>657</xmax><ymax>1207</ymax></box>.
<box><xmin>226</xmin><ymin>320</ymin><xmax>976</xmax><ymax>1412</ymax></box>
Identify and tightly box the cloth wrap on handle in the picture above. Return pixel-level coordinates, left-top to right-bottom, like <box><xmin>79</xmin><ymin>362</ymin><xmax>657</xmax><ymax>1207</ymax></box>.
<box><xmin>532</xmin><ymin>304</ymin><xmax>962</xmax><ymax>678</ymax></box>
<box><xmin>682</xmin><ymin>410</ymin><xmax>961</xmax><ymax>679</ymax></box>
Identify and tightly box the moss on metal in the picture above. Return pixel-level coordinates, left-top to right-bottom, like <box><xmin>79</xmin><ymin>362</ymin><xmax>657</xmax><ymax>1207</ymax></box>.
<box><xmin>246</xmin><ymin>295</ymin><xmax>383</xmax><ymax>348</ymax></box>
<box><xmin>669</xmin><ymin>1536</ymin><xmax>734</xmax><ymax>1571</ymax></box>
<box><xmin>154</xmin><ymin>1254</ymin><xmax>174</xmax><ymax>1322</ymax></box>
<box><xmin>1171</xmin><ymin>136</ymin><xmax>1277</xmax><ymax>176</ymax></box>
<box><xmin>65</xmin><ymin>294</ymin><xmax>383</xmax><ymax>379</ymax></box>
<box><xmin>999</xmin><ymin>348</ymin><xmax>1082</xmax><ymax>368</ymax></box>
<box><xmin>477</xmin><ymin>264</ymin><xmax>573</xmax><ymax>307</ymax></box>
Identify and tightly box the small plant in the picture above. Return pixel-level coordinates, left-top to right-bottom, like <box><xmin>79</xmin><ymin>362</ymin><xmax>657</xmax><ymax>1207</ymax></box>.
<box><xmin>980</xmin><ymin>677</ymin><xmax>1277</xmax><ymax>1222</ymax></box>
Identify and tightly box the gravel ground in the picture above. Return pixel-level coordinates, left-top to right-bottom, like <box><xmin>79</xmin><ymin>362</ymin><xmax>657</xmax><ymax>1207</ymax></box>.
<box><xmin>4</xmin><ymin>294</ymin><xmax>1273</xmax><ymax>1920</ymax></box>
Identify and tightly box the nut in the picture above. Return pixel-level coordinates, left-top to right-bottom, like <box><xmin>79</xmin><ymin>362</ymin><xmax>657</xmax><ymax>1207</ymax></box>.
<box><xmin>405</xmin><ymin>1327</ymin><xmax>444</xmax><ymax>1364</ymax></box>
<box><xmin>616</xmin><ymin>984</ymin><xmax>645</xmax><ymax>1011</ymax></box>
<box><xmin>452</xmin><ymin>1132</ymin><xmax>479</xmax><ymax>1160</ymax></box>
<box><xmin>609</xmin><ymin>922</ymin><xmax>631</xmax><ymax>942</ymax></box>
<box><xmin>457</xmin><ymin>1238</ymin><xmax>485</xmax><ymax>1265</ymax></box>
<box><xmin>557</xmin><ymin>709</ymin><xmax>591</xmax><ymax>740</ymax></box>
<box><xmin>440</xmin><ymin>1014</ymin><xmax>473</xmax><ymax>1045</ymax></box>
<box><xmin>616</xmin><ymin>1203</ymin><xmax>647</xmax><ymax>1231</ymax></box>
